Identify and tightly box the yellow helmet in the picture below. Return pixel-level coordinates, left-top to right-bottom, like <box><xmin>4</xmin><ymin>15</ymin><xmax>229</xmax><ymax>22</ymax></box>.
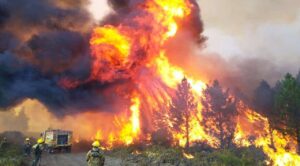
<box><xmin>37</xmin><ymin>138</ymin><xmax>44</xmax><ymax>144</ymax></box>
<box><xmin>92</xmin><ymin>141</ymin><xmax>100</xmax><ymax>147</ymax></box>
<box><xmin>26</xmin><ymin>138</ymin><xmax>30</xmax><ymax>141</ymax></box>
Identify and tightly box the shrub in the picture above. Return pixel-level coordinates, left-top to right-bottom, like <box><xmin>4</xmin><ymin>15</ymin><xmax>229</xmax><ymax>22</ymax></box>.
<box><xmin>151</xmin><ymin>128</ymin><xmax>173</xmax><ymax>147</ymax></box>
<box><xmin>0</xmin><ymin>143</ymin><xmax>25</xmax><ymax>166</ymax></box>
<box><xmin>190</xmin><ymin>147</ymin><xmax>267</xmax><ymax>166</ymax></box>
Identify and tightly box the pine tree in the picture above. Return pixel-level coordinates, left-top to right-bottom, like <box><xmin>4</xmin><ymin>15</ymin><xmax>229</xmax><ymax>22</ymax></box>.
<box><xmin>296</xmin><ymin>71</ymin><xmax>300</xmax><ymax>85</ymax></box>
<box><xmin>152</xmin><ymin>108</ymin><xmax>173</xmax><ymax>146</ymax></box>
<box><xmin>253</xmin><ymin>80</ymin><xmax>277</xmax><ymax>150</ymax></box>
<box><xmin>275</xmin><ymin>73</ymin><xmax>300</xmax><ymax>154</ymax></box>
<box><xmin>201</xmin><ymin>80</ymin><xmax>237</xmax><ymax>149</ymax></box>
<box><xmin>170</xmin><ymin>78</ymin><xmax>197</xmax><ymax>148</ymax></box>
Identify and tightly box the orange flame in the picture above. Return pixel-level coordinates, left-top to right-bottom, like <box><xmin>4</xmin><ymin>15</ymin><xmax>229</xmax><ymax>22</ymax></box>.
<box><xmin>87</xmin><ymin>0</ymin><xmax>300</xmax><ymax>164</ymax></box>
<box><xmin>183</xmin><ymin>152</ymin><xmax>195</xmax><ymax>159</ymax></box>
<box><xmin>233</xmin><ymin>102</ymin><xmax>300</xmax><ymax>165</ymax></box>
<box><xmin>90</xmin><ymin>26</ymin><xmax>132</xmax><ymax>82</ymax></box>
<box><xmin>119</xmin><ymin>95</ymin><xmax>141</xmax><ymax>145</ymax></box>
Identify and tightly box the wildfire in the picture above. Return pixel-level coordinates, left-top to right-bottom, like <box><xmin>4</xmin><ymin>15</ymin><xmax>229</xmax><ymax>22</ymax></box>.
<box><xmin>90</xmin><ymin>25</ymin><xmax>132</xmax><ymax>82</ymax></box>
<box><xmin>120</xmin><ymin>95</ymin><xmax>141</xmax><ymax>145</ymax></box>
<box><xmin>85</xmin><ymin>0</ymin><xmax>300</xmax><ymax>165</ymax></box>
<box><xmin>234</xmin><ymin>103</ymin><xmax>300</xmax><ymax>165</ymax></box>
<box><xmin>183</xmin><ymin>152</ymin><xmax>195</xmax><ymax>159</ymax></box>
<box><xmin>91</xmin><ymin>94</ymin><xmax>141</xmax><ymax>149</ymax></box>
<box><xmin>146</xmin><ymin>0</ymin><xmax>191</xmax><ymax>39</ymax></box>
<box><xmin>130</xmin><ymin>97</ymin><xmax>141</xmax><ymax>135</ymax></box>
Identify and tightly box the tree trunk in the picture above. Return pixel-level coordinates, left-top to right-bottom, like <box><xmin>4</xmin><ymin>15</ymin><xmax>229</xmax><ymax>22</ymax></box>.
<box><xmin>297</xmin><ymin>128</ymin><xmax>300</xmax><ymax>155</ymax></box>
<box><xmin>185</xmin><ymin>114</ymin><xmax>190</xmax><ymax>149</ymax></box>
<box><xmin>268</xmin><ymin>123</ymin><xmax>276</xmax><ymax>152</ymax></box>
<box><xmin>219</xmin><ymin>116</ymin><xmax>225</xmax><ymax>149</ymax></box>
<box><xmin>220</xmin><ymin>127</ymin><xmax>224</xmax><ymax>149</ymax></box>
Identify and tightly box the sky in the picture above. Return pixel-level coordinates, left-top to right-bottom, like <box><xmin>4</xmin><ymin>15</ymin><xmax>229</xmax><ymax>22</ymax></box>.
<box><xmin>88</xmin><ymin>0</ymin><xmax>111</xmax><ymax>19</ymax></box>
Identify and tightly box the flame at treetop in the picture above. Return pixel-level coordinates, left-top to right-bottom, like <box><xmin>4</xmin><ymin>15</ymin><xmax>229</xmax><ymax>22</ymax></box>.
<box><xmin>85</xmin><ymin>0</ymin><xmax>300</xmax><ymax>165</ymax></box>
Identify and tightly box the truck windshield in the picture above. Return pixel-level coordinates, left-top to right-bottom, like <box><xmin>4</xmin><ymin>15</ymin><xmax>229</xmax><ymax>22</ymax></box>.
<box><xmin>57</xmin><ymin>135</ymin><xmax>68</xmax><ymax>145</ymax></box>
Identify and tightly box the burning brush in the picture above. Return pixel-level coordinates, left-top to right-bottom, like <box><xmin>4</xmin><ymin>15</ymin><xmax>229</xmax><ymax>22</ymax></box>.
<box><xmin>0</xmin><ymin>0</ymin><xmax>299</xmax><ymax>165</ymax></box>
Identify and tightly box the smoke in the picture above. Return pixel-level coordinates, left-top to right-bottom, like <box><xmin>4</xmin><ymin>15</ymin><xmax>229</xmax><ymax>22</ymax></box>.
<box><xmin>163</xmin><ymin>0</ymin><xmax>300</xmax><ymax>99</ymax></box>
<box><xmin>108</xmin><ymin>0</ymin><xmax>130</xmax><ymax>9</ymax></box>
<box><xmin>0</xmin><ymin>0</ymin><xmax>205</xmax><ymax>116</ymax></box>
<box><xmin>0</xmin><ymin>0</ymin><xmax>128</xmax><ymax>115</ymax></box>
<box><xmin>1</xmin><ymin>0</ymin><xmax>297</xmax><ymax>118</ymax></box>
<box><xmin>0</xmin><ymin>107</ymin><xmax>29</xmax><ymax>132</ymax></box>
<box><xmin>196</xmin><ymin>0</ymin><xmax>300</xmax><ymax>95</ymax></box>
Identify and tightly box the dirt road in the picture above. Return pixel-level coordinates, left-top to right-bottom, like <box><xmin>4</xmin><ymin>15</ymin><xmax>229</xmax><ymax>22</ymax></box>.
<box><xmin>39</xmin><ymin>153</ymin><xmax>122</xmax><ymax>166</ymax></box>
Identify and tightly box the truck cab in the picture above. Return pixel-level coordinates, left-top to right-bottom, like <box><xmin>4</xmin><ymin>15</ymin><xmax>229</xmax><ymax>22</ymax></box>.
<box><xmin>42</xmin><ymin>129</ymin><xmax>73</xmax><ymax>153</ymax></box>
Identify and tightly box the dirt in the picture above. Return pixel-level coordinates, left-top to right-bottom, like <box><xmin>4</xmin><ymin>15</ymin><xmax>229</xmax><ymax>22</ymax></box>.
<box><xmin>35</xmin><ymin>153</ymin><xmax>122</xmax><ymax>166</ymax></box>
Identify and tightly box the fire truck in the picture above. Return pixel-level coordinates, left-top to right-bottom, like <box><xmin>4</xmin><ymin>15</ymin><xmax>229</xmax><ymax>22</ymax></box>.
<box><xmin>42</xmin><ymin>129</ymin><xmax>73</xmax><ymax>153</ymax></box>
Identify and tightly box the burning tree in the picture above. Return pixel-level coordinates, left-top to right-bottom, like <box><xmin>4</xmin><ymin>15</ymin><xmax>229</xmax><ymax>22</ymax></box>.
<box><xmin>152</xmin><ymin>108</ymin><xmax>173</xmax><ymax>146</ymax></box>
<box><xmin>170</xmin><ymin>78</ymin><xmax>197</xmax><ymax>148</ymax></box>
<box><xmin>274</xmin><ymin>73</ymin><xmax>300</xmax><ymax>154</ymax></box>
<box><xmin>253</xmin><ymin>80</ymin><xmax>277</xmax><ymax>150</ymax></box>
<box><xmin>201</xmin><ymin>80</ymin><xmax>237</xmax><ymax>149</ymax></box>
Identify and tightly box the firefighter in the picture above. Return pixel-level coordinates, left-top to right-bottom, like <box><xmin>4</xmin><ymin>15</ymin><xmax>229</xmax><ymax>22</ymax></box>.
<box><xmin>32</xmin><ymin>138</ymin><xmax>44</xmax><ymax>166</ymax></box>
<box><xmin>24</xmin><ymin>138</ymin><xmax>32</xmax><ymax>156</ymax></box>
<box><xmin>86</xmin><ymin>141</ymin><xmax>105</xmax><ymax>166</ymax></box>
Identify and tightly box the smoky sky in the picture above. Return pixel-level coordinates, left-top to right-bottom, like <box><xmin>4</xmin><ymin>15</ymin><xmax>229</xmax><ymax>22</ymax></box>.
<box><xmin>199</xmin><ymin>0</ymin><xmax>300</xmax><ymax>93</ymax></box>
<box><xmin>2</xmin><ymin>0</ymin><xmax>283</xmax><ymax>116</ymax></box>
<box><xmin>0</xmin><ymin>0</ymin><xmax>135</xmax><ymax>115</ymax></box>
<box><xmin>0</xmin><ymin>0</ymin><xmax>205</xmax><ymax>116</ymax></box>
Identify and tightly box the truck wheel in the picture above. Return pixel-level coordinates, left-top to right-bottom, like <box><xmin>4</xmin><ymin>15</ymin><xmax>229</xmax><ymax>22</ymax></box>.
<box><xmin>66</xmin><ymin>146</ymin><xmax>72</xmax><ymax>153</ymax></box>
<box><xmin>47</xmin><ymin>148</ymin><xmax>54</xmax><ymax>154</ymax></box>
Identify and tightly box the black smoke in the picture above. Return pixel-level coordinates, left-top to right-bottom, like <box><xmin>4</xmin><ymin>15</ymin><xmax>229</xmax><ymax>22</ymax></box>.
<box><xmin>0</xmin><ymin>0</ymin><xmax>130</xmax><ymax>116</ymax></box>
<box><xmin>0</xmin><ymin>0</ymin><xmax>206</xmax><ymax>116</ymax></box>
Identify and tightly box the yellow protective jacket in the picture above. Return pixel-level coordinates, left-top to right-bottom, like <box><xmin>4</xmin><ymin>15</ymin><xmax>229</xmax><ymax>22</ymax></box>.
<box><xmin>86</xmin><ymin>148</ymin><xmax>105</xmax><ymax>166</ymax></box>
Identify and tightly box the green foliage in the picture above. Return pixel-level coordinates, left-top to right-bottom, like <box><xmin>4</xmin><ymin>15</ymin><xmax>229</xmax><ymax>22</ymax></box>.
<box><xmin>143</xmin><ymin>146</ymin><xmax>182</xmax><ymax>164</ymax></box>
<box><xmin>0</xmin><ymin>143</ymin><xmax>25</xmax><ymax>166</ymax></box>
<box><xmin>253</xmin><ymin>72</ymin><xmax>300</xmax><ymax>154</ymax></box>
<box><xmin>296</xmin><ymin>71</ymin><xmax>300</xmax><ymax>85</ymax></box>
<box><xmin>210</xmin><ymin>150</ymin><xmax>243</xmax><ymax>166</ymax></box>
<box><xmin>109</xmin><ymin>145</ymin><xmax>267</xmax><ymax>166</ymax></box>
<box><xmin>0</xmin><ymin>157</ymin><xmax>24</xmax><ymax>166</ymax></box>
<box><xmin>232</xmin><ymin>147</ymin><xmax>267</xmax><ymax>165</ymax></box>
<box><xmin>108</xmin><ymin>145</ymin><xmax>183</xmax><ymax>165</ymax></box>
<box><xmin>108</xmin><ymin>145</ymin><xmax>135</xmax><ymax>158</ymax></box>
<box><xmin>253</xmin><ymin>80</ymin><xmax>277</xmax><ymax>150</ymax></box>
<box><xmin>189</xmin><ymin>147</ymin><xmax>267</xmax><ymax>166</ymax></box>
<box><xmin>274</xmin><ymin>73</ymin><xmax>300</xmax><ymax>136</ymax></box>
